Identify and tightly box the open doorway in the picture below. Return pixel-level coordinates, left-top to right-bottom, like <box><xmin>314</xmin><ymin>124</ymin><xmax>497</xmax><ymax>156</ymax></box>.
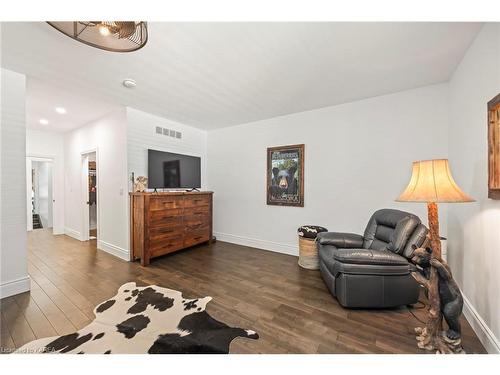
<box><xmin>81</xmin><ymin>151</ymin><xmax>98</xmax><ymax>241</ymax></box>
<box><xmin>26</xmin><ymin>157</ymin><xmax>54</xmax><ymax>232</ymax></box>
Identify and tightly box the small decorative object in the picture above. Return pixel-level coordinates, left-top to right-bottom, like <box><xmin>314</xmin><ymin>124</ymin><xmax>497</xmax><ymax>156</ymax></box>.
<box><xmin>267</xmin><ymin>144</ymin><xmax>304</xmax><ymax>207</ymax></box>
<box><xmin>47</xmin><ymin>22</ymin><xmax>148</xmax><ymax>52</ymax></box>
<box><xmin>488</xmin><ymin>93</ymin><xmax>500</xmax><ymax>199</ymax></box>
<box><xmin>297</xmin><ymin>225</ymin><xmax>327</xmax><ymax>269</ymax></box>
<box><xmin>397</xmin><ymin>159</ymin><xmax>474</xmax><ymax>354</ymax></box>
<box><xmin>134</xmin><ymin>176</ymin><xmax>148</xmax><ymax>192</ymax></box>
<box><xmin>410</xmin><ymin>244</ymin><xmax>465</xmax><ymax>353</ymax></box>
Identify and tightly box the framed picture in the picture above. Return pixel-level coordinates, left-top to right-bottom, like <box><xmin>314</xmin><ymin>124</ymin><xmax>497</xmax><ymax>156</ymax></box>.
<box><xmin>488</xmin><ymin>93</ymin><xmax>500</xmax><ymax>199</ymax></box>
<box><xmin>267</xmin><ymin>144</ymin><xmax>304</xmax><ymax>207</ymax></box>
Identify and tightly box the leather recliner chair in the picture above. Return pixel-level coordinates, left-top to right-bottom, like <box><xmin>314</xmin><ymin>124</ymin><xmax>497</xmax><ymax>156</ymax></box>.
<box><xmin>317</xmin><ymin>209</ymin><xmax>428</xmax><ymax>308</ymax></box>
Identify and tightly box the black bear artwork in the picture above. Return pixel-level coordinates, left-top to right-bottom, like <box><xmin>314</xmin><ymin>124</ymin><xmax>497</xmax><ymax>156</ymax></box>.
<box><xmin>410</xmin><ymin>245</ymin><xmax>464</xmax><ymax>352</ymax></box>
<box><xmin>271</xmin><ymin>165</ymin><xmax>298</xmax><ymax>196</ymax></box>
<box><xmin>266</xmin><ymin>144</ymin><xmax>304</xmax><ymax>207</ymax></box>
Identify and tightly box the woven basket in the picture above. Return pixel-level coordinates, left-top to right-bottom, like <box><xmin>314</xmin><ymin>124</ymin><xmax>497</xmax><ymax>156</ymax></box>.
<box><xmin>298</xmin><ymin>236</ymin><xmax>319</xmax><ymax>270</ymax></box>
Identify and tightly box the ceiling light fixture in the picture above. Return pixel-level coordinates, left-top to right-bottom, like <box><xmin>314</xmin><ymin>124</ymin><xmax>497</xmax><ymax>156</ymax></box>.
<box><xmin>47</xmin><ymin>21</ymin><xmax>148</xmax><ymax>52</ymax></box>
<box><xmin>55</xmin><ymin>107</ymin><xmax>67</xmax><ymax>114</ymax></box>
<box><xmin>122</xmin><ymin>79</ymin><xmax>137</xmax><ymax>89</ymax></box>
<box><xmin>39</xmin><ymin>119</ymin><xmax>49</xmax><ymax>125</ymax></box>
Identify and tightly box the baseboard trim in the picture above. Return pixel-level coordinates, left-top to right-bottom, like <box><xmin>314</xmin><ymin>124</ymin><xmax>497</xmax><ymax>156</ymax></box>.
<box><xmin>214</xmin><ymin>232</ymin><xmax>298</xmax><ymax>256</ymax></box>
<box><xmin>52</xmin><ymin>227</ymin><xmax>64</xmax><ymax>235</ymax></box>
<box><xmin>0</xmin><ymin>276</ymin><xmax>31</xmax><ymax>298</ymax></box>
<box><xmin>462</xmin><ymin>293</ymin><xmax>500</xmax><ymax>353</ymax></box>
<box><xmin>64</xmin><ymin>227</ymin><xmax>82</xmax><ymax>241</ymax></box>
<box><xmin>97</xmin><ymin>240</ymin><xmax>130</xmax><ymax>261</ymax></box>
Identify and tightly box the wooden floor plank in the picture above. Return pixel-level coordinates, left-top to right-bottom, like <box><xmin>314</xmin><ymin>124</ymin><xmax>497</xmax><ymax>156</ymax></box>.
<box><xmin>12</xmin><ymin>292</ymin><xmax>57</xmax><ymax>340</ymax></box>
<box><xmin>1</xmin><ymin>296</ymin><xmax>36</xmax><ymax>349</ymax></box>
<box><xmin>0</xmin><ymin>309</ymin><xmax>16</xmax><ymax>353</ymax></box>
<box><xmin>0</xmin><ymin>228</ymin><xmax>487</xmax><ymax>354</ymax></box>
<box><xmin>27</xmin><ymin>280</ymin><xmax>77</xmax><ymax>336</ymax></box>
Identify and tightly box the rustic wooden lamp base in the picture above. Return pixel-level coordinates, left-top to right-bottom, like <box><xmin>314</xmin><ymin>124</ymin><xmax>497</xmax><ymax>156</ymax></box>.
<box><xmin>415</xmin><ymin>327</ymin><xmax>465</xmax><ymax>354</ymax></box>
<box><xmin>410</xmin><ymin>202</ymin><xmax>465</xmax><ymax>354</ymax></box>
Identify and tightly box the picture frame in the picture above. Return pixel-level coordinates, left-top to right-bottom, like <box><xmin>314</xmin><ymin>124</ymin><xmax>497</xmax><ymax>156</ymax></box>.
<box><xmin>266</xmin><ymin>144</ymin><xmax>304</xmax><ymax>207</ymax></box>
<box><xmin>488</xmin><ymin>93</ymin><xmax>500</xmax><ymax>199</ymax></box>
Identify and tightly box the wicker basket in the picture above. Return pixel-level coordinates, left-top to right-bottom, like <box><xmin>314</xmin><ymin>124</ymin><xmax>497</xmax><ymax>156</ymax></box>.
<box><xmin>298</xmin><ymin>236</ymin><xmax>319</xmax><ymax>270</ymax></box>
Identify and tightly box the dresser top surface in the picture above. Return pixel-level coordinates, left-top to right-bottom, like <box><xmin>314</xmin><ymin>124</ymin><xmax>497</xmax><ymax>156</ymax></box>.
<box><xmin>129</xmin><ymin>191</ymin><xmax>213</xmax><ymax>196</ymax></box>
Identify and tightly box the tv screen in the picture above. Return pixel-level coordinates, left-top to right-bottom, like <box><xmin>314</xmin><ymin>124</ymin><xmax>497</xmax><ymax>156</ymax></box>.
<box><xmin>148</xmin><ymin>149</ymin><xmax>201</xmax><ymax>189</ymax></box>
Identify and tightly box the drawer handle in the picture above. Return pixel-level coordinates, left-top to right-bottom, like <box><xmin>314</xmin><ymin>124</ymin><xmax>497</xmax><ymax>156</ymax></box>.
<box><xmin>194</xmin><ymin>236</ymin><xmax>202</xmax><ymax>240</ymax></box>
<box><xmin>162</xmin><ymin>215</ymin><xmax>174</xmax><ymax>219</ymax></box>
<box><xmin>194</xmin><ymin>212</ymin><xmax>204</xmax><ymax>215</ymax></box>
<box><xmin>160</xmin><ymin>229</ymin><xmax>174</xmax><ymax>234</ymax></box>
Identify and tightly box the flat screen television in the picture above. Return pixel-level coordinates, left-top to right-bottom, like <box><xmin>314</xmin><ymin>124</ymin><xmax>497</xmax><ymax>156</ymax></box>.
<box><xmin>148</xmin><ymin>149</ymin><xmax>201</xmax><ymax>189</ymax></box>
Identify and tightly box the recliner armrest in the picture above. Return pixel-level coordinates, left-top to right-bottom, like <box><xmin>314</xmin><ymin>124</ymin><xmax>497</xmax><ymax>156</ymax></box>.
<box><xmin>316</xmin><ymin>232</ymin><xmax>364</xmax><ymax>248</ymax></box>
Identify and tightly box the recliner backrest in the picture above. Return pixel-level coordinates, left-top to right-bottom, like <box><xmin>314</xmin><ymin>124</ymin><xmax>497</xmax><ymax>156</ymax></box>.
<box><xmin>363</xmin><ymin>209</ymin><xmax>426</xmax><ymax>255</ymax></box>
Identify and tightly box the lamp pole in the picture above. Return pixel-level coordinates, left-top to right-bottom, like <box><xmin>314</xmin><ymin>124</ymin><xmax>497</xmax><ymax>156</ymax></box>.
<box><xmin>427</xmin><ymin>202</ymin><xmax>442</xmax><ymax>259</ymax></box>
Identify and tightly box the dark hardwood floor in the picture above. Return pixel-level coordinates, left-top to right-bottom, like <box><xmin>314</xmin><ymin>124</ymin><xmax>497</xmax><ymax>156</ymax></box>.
<box><xmin>0</xmin><ymin>229</ymin><xmax>486</xmax><ymax>354</ymax></box>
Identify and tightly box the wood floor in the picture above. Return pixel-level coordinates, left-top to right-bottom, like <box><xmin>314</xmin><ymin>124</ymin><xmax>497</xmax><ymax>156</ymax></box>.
<box><xmin>1</xmin><ymin>229</ymin><xmax>486</xmax><ymax>354</ymax></box>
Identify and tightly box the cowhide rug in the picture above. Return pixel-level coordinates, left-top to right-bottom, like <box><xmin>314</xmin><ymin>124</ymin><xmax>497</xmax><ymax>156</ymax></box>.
<box><xmin>16</xmin><ymin>282</ymin><xmax>258</xmax><ymax>354</ymax></box>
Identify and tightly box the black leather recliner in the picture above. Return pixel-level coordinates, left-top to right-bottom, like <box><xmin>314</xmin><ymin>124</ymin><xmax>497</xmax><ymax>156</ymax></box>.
<box><xmin>317</xmin><ymin>209</ymin><xmax>428</xmax><ymax>308</ymax></box>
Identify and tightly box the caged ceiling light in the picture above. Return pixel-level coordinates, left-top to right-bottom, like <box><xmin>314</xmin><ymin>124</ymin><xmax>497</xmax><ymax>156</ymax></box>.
<box><xmin>47</xmin><ymin>21</ymin><xmax>148</xmax><ymax>52</ymax></box>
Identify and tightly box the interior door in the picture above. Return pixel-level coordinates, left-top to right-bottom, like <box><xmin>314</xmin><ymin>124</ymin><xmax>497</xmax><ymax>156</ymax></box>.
<box><xmin>81</xmin><ymin>154</ymin><xmax>90</xmax><ymax>241</ymax></box>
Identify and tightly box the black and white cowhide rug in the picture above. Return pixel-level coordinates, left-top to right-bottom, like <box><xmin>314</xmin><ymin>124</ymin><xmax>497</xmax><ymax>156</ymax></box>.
<box><xmin>16</xmin><ymin>282</ymin><xmax>258</xmax><ymax>354</ymax></box>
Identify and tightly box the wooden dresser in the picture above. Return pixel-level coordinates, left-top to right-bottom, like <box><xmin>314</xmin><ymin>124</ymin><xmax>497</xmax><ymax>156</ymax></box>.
<box><xmin>129</xmin><ymin>191</ymin><xmax>213</xmax><ymax>266</ymax></box>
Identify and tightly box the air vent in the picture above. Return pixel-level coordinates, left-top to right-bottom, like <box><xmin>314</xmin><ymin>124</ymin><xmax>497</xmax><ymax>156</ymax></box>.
<box><xmin>155</xmin><ymin>126</ymin><xmax>182</xmax><ymax>140</ymax></box>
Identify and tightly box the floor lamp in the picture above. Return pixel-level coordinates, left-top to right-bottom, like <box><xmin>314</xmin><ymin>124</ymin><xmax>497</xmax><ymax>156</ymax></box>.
<box><xmin>396</xmin><ymin>159</ymin><xmax>474</xmax><ymax>353</ymax></box>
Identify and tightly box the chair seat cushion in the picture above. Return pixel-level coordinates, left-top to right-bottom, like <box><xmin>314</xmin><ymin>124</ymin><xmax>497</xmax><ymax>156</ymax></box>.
<box><xmin>333</xmin><ymin>248</ymin><xmax>409</xmax><ymax>266</ymax></box>
<box><xmin>318</xmin><ymin>244</ymin><xmax>413</xmax><ymax>276</ymax></box>
<box><xmin>297</xmin><ymin>225</ymin><xmax>328</xmax><ymax>239</ymax></box>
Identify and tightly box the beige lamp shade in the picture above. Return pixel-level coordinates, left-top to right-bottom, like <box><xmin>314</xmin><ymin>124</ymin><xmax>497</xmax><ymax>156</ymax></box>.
<box><xmin>396</xmin><ymin>159</ymin><xmax>474</xmax><ymax>203</ymax></box>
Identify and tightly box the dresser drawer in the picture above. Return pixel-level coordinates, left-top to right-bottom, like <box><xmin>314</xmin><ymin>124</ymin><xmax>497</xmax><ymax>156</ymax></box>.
<box><xmin>184</xmin><ymin>205</ymin><xmax>209</xmax><ymax>216</ymax></box>
<box><xmin>150</xmin><ymin>238</ymin><xmax>183</xmax><ymax>257</ymax></box>
<box><xmin>149</xmin><ymin>226</ymin><xmax>183</xmax><ymax>242</ymax></box>
<box><xmin>184</xmin><ymin>227</ymin><xmax>210</xmax><ymax>248</ymax></box>
<box><xmin>149</xmin><ymin>196</ymin><xmax>184</xmax><ymax>210</ymax></box>
<box><xmin>149</xmin><ymin>209</ymin><xmax>184</xmax><ymax>227</ymax></box>
<box><xmin>150</xmin><ymin>217</ymin><xmax>183</xmax><ymax>229</ymax></box>
<box><xmin>183</xmin><ymin>214</ymin><xmax>209</xmax><ymax>228</ymax></box>
<box><xmin>184</xmin><ymin>195</ymin><xmax>211</xmax><ymax>208</ymax></box>
<box><xmin>150</xmin><ymin>208</ymin><xmax>183</xmax><ymax>219</ymax></box>
<box><xmin>184</xmin><ymin>234</ymin><xmax>210</xmax><ymax>248</ymax></box>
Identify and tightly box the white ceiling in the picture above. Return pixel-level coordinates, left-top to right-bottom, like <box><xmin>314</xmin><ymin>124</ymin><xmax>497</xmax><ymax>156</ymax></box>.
<box><xmin>2</xmin><ymin>22</ymin><xmax>482</xmax><ymax>130</ymax></box>
<box><xmin>26</xmin><ymin>78</ymin><xmax>119</xmax><ymax>132</ymax></box>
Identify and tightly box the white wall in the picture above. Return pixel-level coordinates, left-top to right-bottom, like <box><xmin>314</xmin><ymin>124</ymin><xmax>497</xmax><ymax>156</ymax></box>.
<box><xmin>207</xmin><ymin>84</ymin><xmax>449</xmax><ymax>254</ymax></box>
<box><xmin>64</xmin><ymin>108</ymin><xmax>129</xmax><ymax>260</ymax></box>
<box><xmin>127</xmin><ymin>107</ymin><xmax>208</xmax><ymax>191</ymax></box>
<box><xmin>0</xmin><ymin>68</ymin><xmax>30</xmax><ymax>298</ymax></box>
<box><xmin>447</xmin><ymin>23</ymin><xmax>500</xmax><ymax>353</ymax></box>
<box><xmin>26</xmin><ymin>129</ymin><xmax>65</xmax><ymax>234</ymax></box>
